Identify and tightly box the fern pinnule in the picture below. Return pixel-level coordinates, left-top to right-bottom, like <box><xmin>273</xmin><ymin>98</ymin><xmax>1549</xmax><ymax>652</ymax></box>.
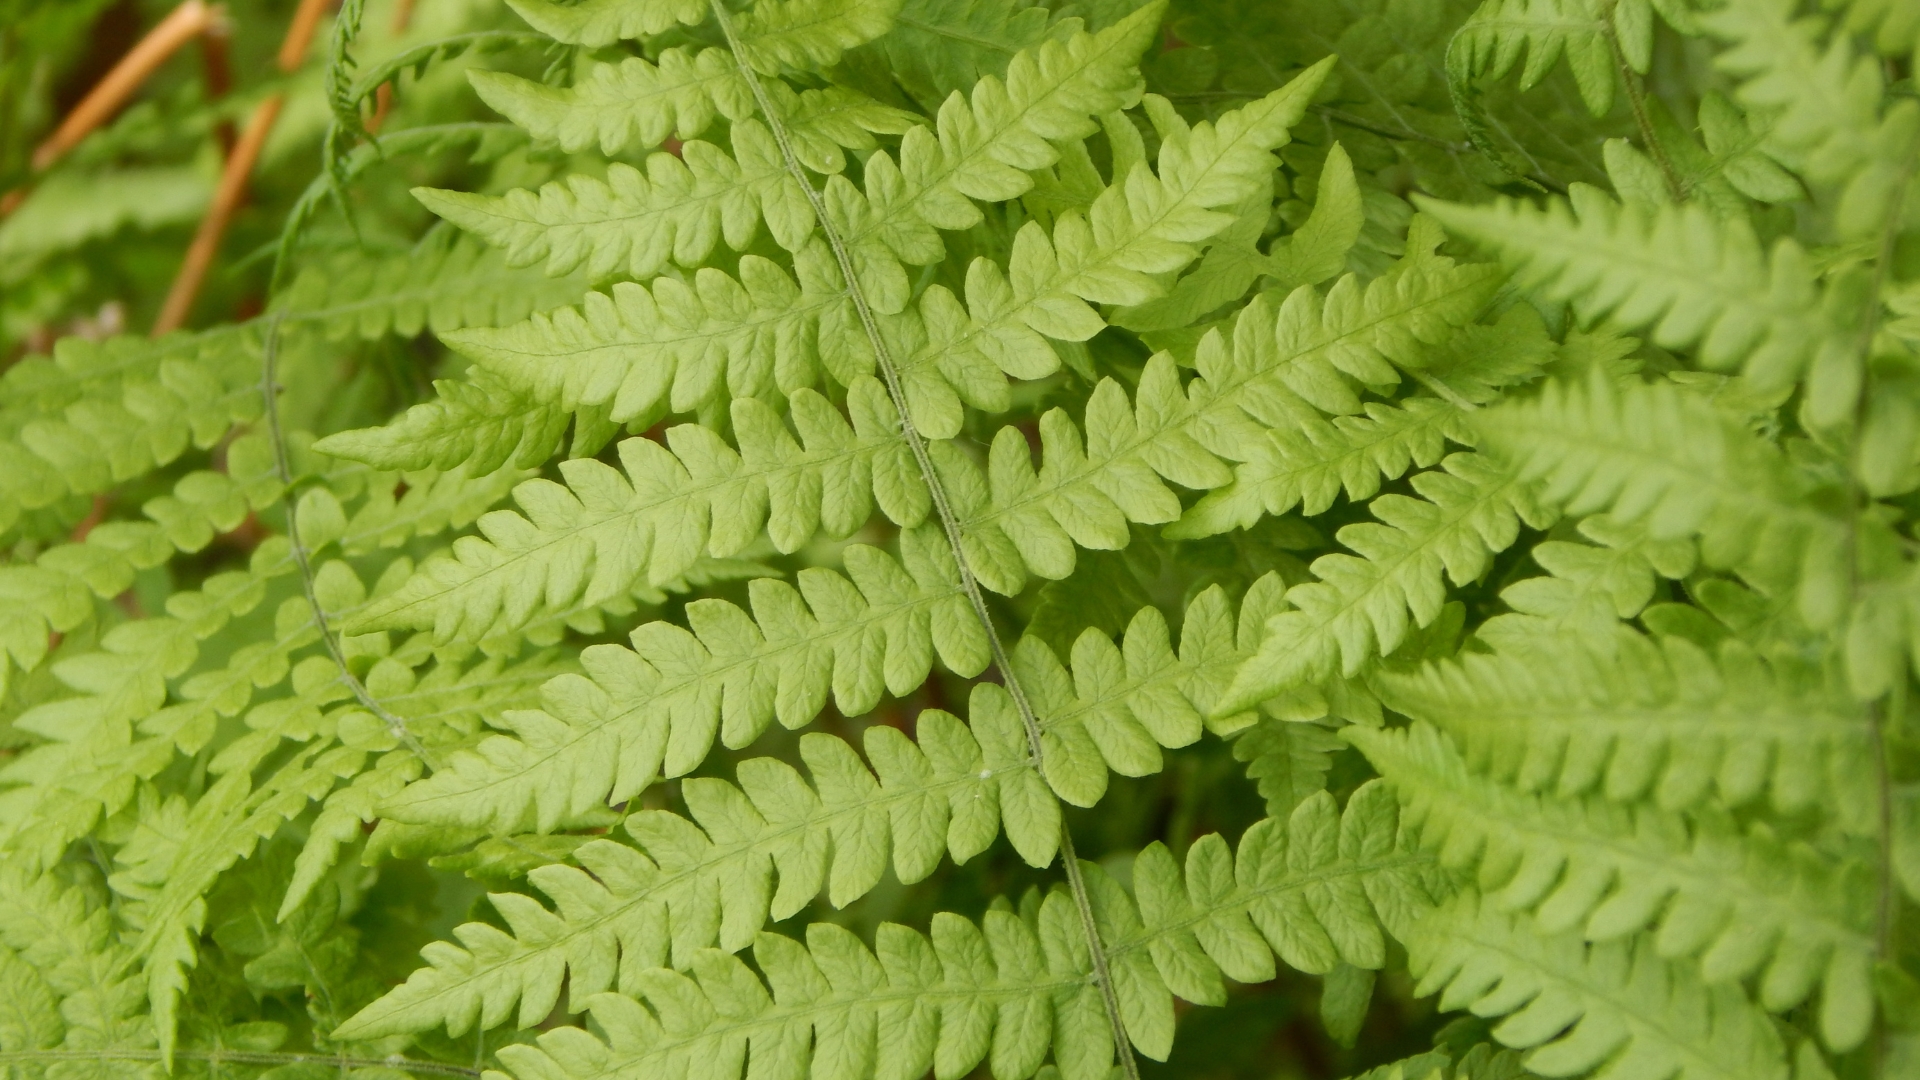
<box><xmin>1449</xmin><ymin>0</ymin><xmax>1621</xmax><ymax>112</ymax></box>
<box><xmin>0</xmin><ymin>329</ymin><xmax>265</xmax><ymax>534</ymax></box>
<box><xmin>0</xmin><ymin>869</ymin><xmax>153</xmax><ymax>1076</ymax></box>
<box><xmin>468</xmin><ymin>50</ymin><xmax>755</xmax><ymax>155</ymax></box>
<box><xmin>371</xmin><ymin>576</ymin><xmax>1265</xmax><ymax>840</ymax></box>
<box><xmin>1222</xmin><ymin>450</ymin><xmax>1556</xmax><ymax>711</ymax></box>
<box><xmin>344</xmin><ymin>784</ymin><xmax>1428</xmax><ymax>1072</ymax></box>
<box><xmin>1375</xmin><ymin>628</ymin><xmax>1876</xmax><ymax>826</ymax></box>
<box><xmin>1417</xmin><ymin>189</ymin><xmax>1829</xmax><ymax>386</ymax></box>
<box><xmin>1474</xmin><ymin>516</ymin><xmax>1697</xmax><ymax>652</ymax></box>
<box><xmin>276</xmin><ymin>233</ymin><xmax>590</xmax><ymax>342</ymax></box>
<box><xmin>862</xmin><ymin>0</ymin><xmax>1055</xmax><ymax>105</ymax></box>
<box><xmin>1410</xmin><ymin>892</ymin><xmax>1788</xmax><ymax>1080</ymax></box>
<box><xmin>1475</xmin><ymin>372</ymin><xmax>1850</xmax><ymax>625</ymax></box>
<box><xmin>312</xmin><ymin>369</ymin><xmax>579</xmax><ymax>475</ymax></box>
<box><xmin>504</xmin><ymin>0</ymin><xmax>712</xmax><ymax>46</ymax></box>
<box><xmin>439</xmin><ymin>244</ymin><xmax>848</xmax><ymax>428</ymax></box>
<box><xmin>731</xmin><ymin>0</ymin><xmax>905</xmax><ymax>74</ymax></box>
<box><xmin>1351</xmin><ymin>722</ymin><xmax>1876</xmax><ymax>1049</ymax></box>
<box><xmin>1705</xmin><ymin>0</ymin><xmax>1918</xmax><ymax>236</ymax></box>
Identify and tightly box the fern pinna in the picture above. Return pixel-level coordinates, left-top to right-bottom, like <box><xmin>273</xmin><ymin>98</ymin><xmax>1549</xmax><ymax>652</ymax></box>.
<box><xmin>0</xmin><ymin>0</ymin><xmax>1914</xmax><ymax>1078</ymax></box>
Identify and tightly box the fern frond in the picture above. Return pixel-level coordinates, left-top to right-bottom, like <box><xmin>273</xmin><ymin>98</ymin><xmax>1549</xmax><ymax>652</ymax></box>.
<box><xmin>1222</xmin><ymin>451</ymin><xmax>1556</xmax><ymax>711</ymax></box>
<box><xmin>0</xmin><ymin>328</ymin><xmax>263</xmax><ymax>534</ymax></box>
<box><xmin>880</xmin><ymin>59</ymin><xmax>1331</xmax><ymax>357</ymax></box>
<box><xmin>865</xmin><ymin>0</ymin><xmax>1056</xmax><ymax>104</ymax></box>
<box><xmin>476</xmin><ymin>61</ymin><xmax>915</xmax><ymax>164</ymax></box>
<box><xmin>1475</xmin><ymin>515</ymin><xmax>1696</xmax><ymax>651</ymax></box>
<box><xmin>372</xmin><ymin>570</ymin><xmax>1265</xmax><ymax>840</ymax></box>
<box><xmin>1704</xmin><ymin>0</ymin><xmax>1918</xmax><ymax>236</ymax></box>
<box><xmin>360</xmin><ymin>227</ymin><xmax>1513</xmax><ymax>643</ymax></box>
<box><xmin>346</xmin><ymin>379</ymin><xmax>918</xmax><ymax>642</ymax></box>
<box><xmin>1352</xmin><ymin>723</ymin><xmax>1876</xmax><ymax>1049</ymax></box>
<box><xmin>0</xmin><ymin>941</ymin><xmax>61</xmax><ymax>1075</ymax></box>
<box><xmin>1408</xmin><ymin>891</ymin><xmax>1788</xmax><ymax>1080</ymax></box>
<box><xmin>1417</xmin><ymin>189</ymin><xmax>1830</xmax><ymax>386</ymax></box>
<box><xmin>0</xmin><ymin>870</ymin><xmax>152</xmax><ymax>1078</ymax></box>
<box><xmin>126</xmin><ymin>725</ymin><xmax>368</xmax><ymax>1061</ymax></box>
<box><xmin>855</xmin><ymin>2</ymin><xmax>1160</xmax><ymax>240</ymax></box>
<box><xmin>505</xmin><ymin>0</ymin><xmax>711</xmax><ymax>45</ymax></box>
<box><xmin>332</xmin><ymin>709</ymin><xmax>1034</xmax><ymax>1039</ymax></box>
<box><xmin>1374</xmin><ymin>628</ymin><xmax>1875</xmax><ymax>823</ymax></box>
<box><xmin>956</xmin><ymin>236</ymin><xmax>1515</xmax><ymax>584</ymax></box>
<box><xmin>1474</xmin><ymin>373</ymin><xmax>1847</xmax><ymax>620</ymax></box>
<box><xmin>414</xmin><ymin>116</ymin><xmax>820</xmax><ymax>281</ymax></box>
<box><xmin>733</xmin><ymin>0</ymin><xmax>904</xmax><ymax>75</ymax></box>
<box><xmin>441</xmin><ymin>244</ymin><xmax>846</xmax><ymax>427</ymax></box>
<box><xmin>470</xmin><ymin>51</ymin><xmax>749</xmax><ymax>155</ymax></box>
<box><xmin>278</xmin><ymin>233</ymin><xmax>590</xmax><ymax>341</ymax></box>
<box><xmin>1169</xmin><ymin>237</ymin><xmax>1524</xmax><ymax>539</ymax></box>
<box><xmin>312</xmin><ymin>369</ymin><xmax>572</xmax><ymax>473</ymax></box>
<box><xmin>1178</xmin><ymin>398</ymin><xmax>1467</xmax><ymax>540</ymax></box>
<box><xmin>1447</xmin><ymin>0</ymin><xmax>1618</xmax><ymax>117</ymax></box>
<box><xmin>340</xmin><ymin>781</ymin><xmax>1429</xmax><ymax>1061</ymax></box>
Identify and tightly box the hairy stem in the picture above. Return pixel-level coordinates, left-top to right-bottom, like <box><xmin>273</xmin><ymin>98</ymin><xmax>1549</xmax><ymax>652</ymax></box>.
<box><xmin>1605</xmin><ymin>28</ymin><xmax>1684</xmax><ymax>203</ymax></box>
<box><xmin>710</xmin><ymin>7</ymin><xmax>1141</xmax><ymax>1078</ymax></box>
<box><xmin>259</xmin><ymin>314</ymin><xmax>431</xmax><ymax>763</ymax></box>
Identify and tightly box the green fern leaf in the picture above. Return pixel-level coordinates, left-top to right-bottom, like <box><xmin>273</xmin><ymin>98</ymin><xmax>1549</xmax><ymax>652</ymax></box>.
<box><xmin>734</xmin><ymin>0</ymin><xmax>904</xmax><ymax>74</ymax></box>
<box><xmin>1353</xmin><ymin>722</ymin><xmax>1877</xmax><ymax>1049</ymax></box>
<box><xmin>342</xmin><ymin>782</ymin><xmax>1428</xmax><ymax>1062</ymax></box>
<box><xmin>1222</xmin><ymin>451</ymin><xmax>1556</xmax><ymax>711</ymax></box>
<box><xmin>1448</xmin><ymin>0</ymin><xmax>1619</xmax><ymax>117</ymax></box>
<box><xmin>277</xmin><ymin>233</ymin><xmax>589</xmax><ymax>341</ymax></box>
<box><xmin>1704</xmin><ymin>0</ymin><xmax>1917</xmax><ymax>237</ymax></box>
<box><xmin>1475</xmin><ymin>515</ymin><xmax>1696</xmax><ymax>651</ymax></box>
<box><xmin>0</xmin><ymin>329</ymin><xmax>263</xmax><ymax>534</ymax></box>
<box><xmin>0</xmin><ymin>870</ymin><xmax>153</xmax><ymax>1078</ymax></box>
<box><xmin>371</xmin><ymin>576</ymin><xmax>1262</xmax><ymax>838</ymax></box>
<box><xmin>1374</xmin><ymin>627</ymin><xmax>1876</xmax><ymax>824</ymax></box>
<box><xmin>505</xmin><ymin>0</ymin><xmax>711</xmax><ymax>45</ymax></box>
<box><xmin>312</xmin><ymin>369</ymin><xmax>572</xmax><ymax>473</ymax></box>
<box><xmin>1408</xmin><ymin>891</ymin><xmax>1788</xmax><ymax>1080</ymax></box>
<box><xmin>1473</xmin><ymin>373</ymin><xmax>1847</xmax><ymax>622</ymax></box>
<box><xmin>440</xmin><ymin>244</ymin><xmax>848</xmax><ymax>428</ymax></box>
<box><xmin>346</xmin><ymin>379</ymin><xmax>917</xmax><ymax>642</ymax></box>
<box><xmin>864</xmin><ymin>0</ymin><xmax>1057</xmax><ymax>104</ymax></box>
<box><xmin>1417</xmin><ymin>188</ymin><xmax>1831</xmax><ymax>386</ymax></box>
<box><xmin>0</xmin><ymin>942</ymin><xmax>62</xmax><ymax>1075</ymax></box>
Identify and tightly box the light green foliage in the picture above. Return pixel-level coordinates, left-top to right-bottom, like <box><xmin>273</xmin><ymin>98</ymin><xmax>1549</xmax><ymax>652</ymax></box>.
<box><xmin>3</xmin><ymin>0</ymin><xmax>1910</xmax><ymax>1079</ymax></box>
<box><xmin>343</xmin><ymin>783</ymin><xmax>1428</xmax><ymax>1073</ymax></box>
<box><xmin>1419</xmin><ymin>191</ymin><xmax>1829</xmax><ymax>385</ymax></box>
<box><xmin>1353</xmin><ymin>723</ymin><xmax>1875</xmax><ymax>1047</ymax></box>
<box><xmin>1408</xmin><ymin>892</ymin><xmax>1790</xmax><ymax>1080</ymax></box>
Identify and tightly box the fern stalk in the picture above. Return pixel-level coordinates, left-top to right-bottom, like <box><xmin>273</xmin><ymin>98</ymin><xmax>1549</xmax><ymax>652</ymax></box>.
<box><xmin>707</xmin><ymin>4</ymin><xmax>1145</xmax><ymax>1074</ymax></box>
<box><xmin>261</xmin><ymin>314</ymin><xmax>429</xmax><ymax>764</ymax></box>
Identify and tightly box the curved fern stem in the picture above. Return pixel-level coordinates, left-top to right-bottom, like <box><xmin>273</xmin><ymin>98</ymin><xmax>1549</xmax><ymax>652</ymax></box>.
<box><xmin>709</xmin><ymin>6</ymin><xmax>1141</xmax><ymax>1077</ymax></box>
<box><xmin>260</xmin><ymin>314</ymin><xmax>430</xmax><ymax>763</ymax></box>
